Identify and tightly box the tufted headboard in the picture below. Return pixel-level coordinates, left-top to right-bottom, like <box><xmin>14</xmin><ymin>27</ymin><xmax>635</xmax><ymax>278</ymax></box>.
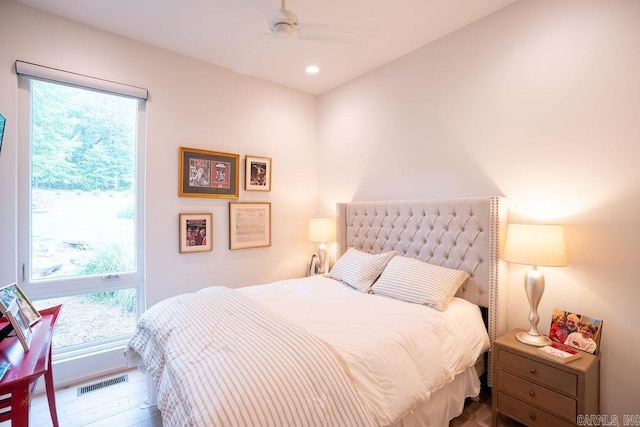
<box><xmin>336</xmin><ymin>197</ymin><xmax>508</xmax><ymax>382</ymax></box>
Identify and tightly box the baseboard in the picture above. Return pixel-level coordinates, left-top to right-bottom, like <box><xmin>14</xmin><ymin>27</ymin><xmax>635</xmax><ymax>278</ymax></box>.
<box><xmin>34</xmin><ymin>345</ymin><xmax>128</xmax><ymax>394</ymax></box>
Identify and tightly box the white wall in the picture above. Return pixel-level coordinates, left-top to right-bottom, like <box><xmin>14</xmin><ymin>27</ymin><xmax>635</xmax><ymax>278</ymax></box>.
<box><xmin>0</xmin><ymin>1</ymin><xmax>318</xmax><ymax>308</ymax></box>
<box><xmin>317</xmin><ymin>0</ymin><xmax>640</xmax><ymax>417</ymax></box>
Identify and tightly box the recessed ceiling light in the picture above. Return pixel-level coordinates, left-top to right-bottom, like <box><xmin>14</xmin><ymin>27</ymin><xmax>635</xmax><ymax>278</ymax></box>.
<box><xmin>306</xmin><ymin>65</ymin><xmax>319</xmax><ymax>74</ymax></box>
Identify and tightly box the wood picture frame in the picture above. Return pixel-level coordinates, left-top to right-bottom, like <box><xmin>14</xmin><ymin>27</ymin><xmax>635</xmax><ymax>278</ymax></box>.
<box><xmin>229</xmin><ymin>202</ymin><xmax>271</xmax><ymax>250</ymax></box>
<box><xmin>179</xmin><ymin>147</ymin><xmax>240</xmax><ymax>198</ymax></box>
<box><xmin>179</xmin><ymin>213</ymin><xmax>213</xmax><ymax>253</ymax></box>
<box><xmin>6</xmin><ymin>299</ymin><xmax>32</xmax><ymax>352</ymax></box>
<box><xmin>0</xmin><ymin>282</ymin><xmax>41</xmax><ymax>326</ymax></box>
<box><xmin>245</xmin><ymin>155</ymin><xmax>272</xmax><ymax>192</ymax></box>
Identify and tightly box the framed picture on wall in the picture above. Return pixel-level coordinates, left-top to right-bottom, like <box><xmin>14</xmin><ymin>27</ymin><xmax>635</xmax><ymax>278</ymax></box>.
<box><xmin>229</xmin><ymin>202</ymin><xmax>271</xmax><ymax>249</ymax></box>
<box><xmin>179</xmin><ymin>213</ymin><xmax>213</xmax><ymax>253</ymax></box>
<box><xmin>179</xmin><ymin>147</ymin><xmax>239</xmax><ymax>198</ymax></box>
<box><xmin>244</xmin><ymin>155</ymin><xmax>272</xmax><ymax>192</ymax></box>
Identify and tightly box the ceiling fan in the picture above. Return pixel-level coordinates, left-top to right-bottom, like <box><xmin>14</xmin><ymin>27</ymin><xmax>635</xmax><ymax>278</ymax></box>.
<box><xmin>268</xmin><ymin>0</ymin><xmax>300</xmax><ymax>39</ymax></box>
<box><xmin>261</xmin><ymin>0</ymin><xmax>373</xmax><ymax>43</ymax></box>
<box><xmin>236</xmin><ymin>0</ymin><xmax>383</xmax><ymax>74</ymax></box>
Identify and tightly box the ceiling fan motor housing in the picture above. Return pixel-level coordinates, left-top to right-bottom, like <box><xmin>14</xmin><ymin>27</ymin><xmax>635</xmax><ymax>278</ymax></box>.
<box><xmin>269</xmin><ymin>7</ymin><xmax>299</xmax><ymax>38</ymax></box>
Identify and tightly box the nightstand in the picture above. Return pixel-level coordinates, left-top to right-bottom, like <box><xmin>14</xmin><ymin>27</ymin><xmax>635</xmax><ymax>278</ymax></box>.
<box><xmin>492</xmin><ymin>329</ymin><xmax>600</xmax><ymax>427</ymax></box>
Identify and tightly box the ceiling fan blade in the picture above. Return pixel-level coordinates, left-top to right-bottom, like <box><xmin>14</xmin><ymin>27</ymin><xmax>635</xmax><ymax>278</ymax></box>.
<box><xmin>297</xmin><ymin>23</ymin><xmax>387</xmax><ymax>45</ymax></box>
<box><xmin>236</xmin><ymin>32</ymin><xmax>273</xmax><ymax>76</ymax></box>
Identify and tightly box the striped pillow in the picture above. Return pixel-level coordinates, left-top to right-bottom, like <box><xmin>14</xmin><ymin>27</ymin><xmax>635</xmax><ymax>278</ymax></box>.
<box><xmin>328</xmin><ymin>247</ymin><xmax>396</xmax><ymax>293</ymax></box>
<box><xmin>372</xmin><ymin>256</ymin><xmax>469</xmax><ymax>311</ymax></box>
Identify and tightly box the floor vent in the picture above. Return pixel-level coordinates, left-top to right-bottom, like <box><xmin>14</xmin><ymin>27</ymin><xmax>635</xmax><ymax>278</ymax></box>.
<box><xmin>77</xmin><ymin>374</ymin><xmax>129</xmax><ymax>397</ymax></box>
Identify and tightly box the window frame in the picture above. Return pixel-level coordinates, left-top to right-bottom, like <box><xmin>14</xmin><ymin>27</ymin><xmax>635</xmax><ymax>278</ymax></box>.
<box><xmin>16</xmin><ymin>65</ymin><xmax>146</xmax><ymax>356</ymax></box>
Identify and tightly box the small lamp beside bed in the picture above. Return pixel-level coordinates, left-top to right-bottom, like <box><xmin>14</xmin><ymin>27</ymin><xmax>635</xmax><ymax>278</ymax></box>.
<box><xmin>308</xmin><ymin>217</ymin><xmax>336</xmax><ymax>274</ymax></box>
<box><xmin>504</xmin><ymin>223</ymin><xmax>567</xmax><ymax>346</ymax></box>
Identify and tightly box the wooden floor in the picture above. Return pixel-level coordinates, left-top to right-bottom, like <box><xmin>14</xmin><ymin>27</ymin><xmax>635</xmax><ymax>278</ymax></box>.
<box><xmin>4</xmin><ymin>369</ymin><xmax>520</xmax><ymax>427</ymax></box>
<box><xmin>1</xmin><ymin>369</ymin><xmax>162</xmax><ymax>427</ymax></box>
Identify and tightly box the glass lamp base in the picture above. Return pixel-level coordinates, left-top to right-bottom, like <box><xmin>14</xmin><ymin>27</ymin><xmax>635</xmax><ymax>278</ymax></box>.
<box><xmin>516</xmin><ymin>331</ymin><xmax>551</xmax><ymax>347</ymax></box>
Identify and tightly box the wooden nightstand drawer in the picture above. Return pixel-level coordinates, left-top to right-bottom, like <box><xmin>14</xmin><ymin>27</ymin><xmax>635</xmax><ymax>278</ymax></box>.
<box><xmin>499</xmin><ymin>349</ymin><xmax>577</xmax><ymax>396</ymax></box>
<box><xmin>497</xmin><ymin>392</ymin><xmax>575</xmax><ymax>427</ymax></box>
<box><xmin>492</xmin><ymin>330</ymin><xmax>600</xmax><ymax>427</ymax></box>
<box><xmin>498</xmin><ymin>370</ymin><xmax>576</xmax><ymax>420</ymax></box>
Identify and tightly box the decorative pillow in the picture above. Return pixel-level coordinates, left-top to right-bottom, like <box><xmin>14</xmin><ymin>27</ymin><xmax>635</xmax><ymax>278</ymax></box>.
<box><xmin>328</xmin><ymin>247</ymin><xmax>396</xmax><ymax>293</ymax></box>
<box><xmin>371</xmin><ymin>256</ymin><xmax>469</xmax><ymax>311</ymax></box>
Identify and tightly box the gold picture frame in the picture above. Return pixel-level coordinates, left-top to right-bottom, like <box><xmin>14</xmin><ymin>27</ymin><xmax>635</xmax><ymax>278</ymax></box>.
<box><xmin>179</xmin><ymin>213</ymin><xmax>213</xmax><ymax>253</ymax></box>
<box><xmin>245</xmin><ymin>155</ymin><xmax>272</xmax><ymax>192</ymax></box>
<box><xmin>179</xmin><ymin>147</ymin><xmax>240</xmax><ymax>198</ymax></box>
<box><xmin>229</xmin><ymin>202</ymin><xmax>271</xmax><ymax>250</ymax></box>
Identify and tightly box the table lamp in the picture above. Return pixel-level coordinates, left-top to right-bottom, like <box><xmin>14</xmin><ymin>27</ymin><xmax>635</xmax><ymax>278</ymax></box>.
<box><xmin>308</xmin><ymin>218</ymin><xmax>336</xmax><ymax>274</ymax></box>
<box><xmin>504</xmin><ymin>223</ymin><xmax>567</xmax><ymax>346</ymax></box>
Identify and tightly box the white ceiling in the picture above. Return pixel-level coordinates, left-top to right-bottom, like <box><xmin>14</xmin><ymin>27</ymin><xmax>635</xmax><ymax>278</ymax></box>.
<box><xmin>13</xmin><ymin>0</ymin><xmax>516</xmax><ymax>95</ymax></box>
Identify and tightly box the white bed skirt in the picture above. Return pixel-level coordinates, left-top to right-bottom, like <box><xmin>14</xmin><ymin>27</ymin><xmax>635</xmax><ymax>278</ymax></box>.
<box><xmin>143</xmin><ymin>365</ymin><xmax>480</xmax><ymax>427</ymax></box>
<box><xmin>390</xmin><ymin>365</ymin><xmax>481</xmax><ymax>427</ymax></box>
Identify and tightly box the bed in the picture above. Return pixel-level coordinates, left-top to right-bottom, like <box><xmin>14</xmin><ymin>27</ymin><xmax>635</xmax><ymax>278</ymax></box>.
<box><xmin>125</xmin><ymin>196</ymin><xmax>508</xmax><ymax>426</ymax></box>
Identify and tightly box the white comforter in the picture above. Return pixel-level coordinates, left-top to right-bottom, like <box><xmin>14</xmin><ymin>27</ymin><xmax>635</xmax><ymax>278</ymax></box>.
<box><xmin>126</xmin><ymin>285</ymin><xmax>374</xmax><ymax>426</ymax></box>
<box><xmin>239</xmin><ymin>276</ymin><xmax>490</xmax><ymax>425</ymax></box>
<box><xmin>126</xmin><ymin>275</ymin><xmax>489</xmax><ymax>426</ymax></box>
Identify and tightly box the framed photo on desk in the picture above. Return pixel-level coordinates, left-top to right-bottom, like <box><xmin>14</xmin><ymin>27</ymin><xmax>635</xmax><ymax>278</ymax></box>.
<box><xmin>0</xmin><ymin>283</ymin><xmax>41</xmax><ymax>326</ymax></box>
<box><xmin>5</xmin><ymin>300</ymin><xmax>32</xmax><ymax>352</ymax></box>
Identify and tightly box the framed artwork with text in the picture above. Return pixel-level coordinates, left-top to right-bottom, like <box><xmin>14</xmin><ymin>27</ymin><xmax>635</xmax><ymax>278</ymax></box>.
<box><xmin>229</xmin><ymin>202</ymin><xmax>271</xmax><ymax>250</ymax></box>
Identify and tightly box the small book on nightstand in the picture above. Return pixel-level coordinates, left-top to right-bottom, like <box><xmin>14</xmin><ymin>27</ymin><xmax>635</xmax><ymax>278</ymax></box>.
<box><xmin>537</xmin><ymin>342</ymin><xmax>583</xmax><ymax>364</ymax></box>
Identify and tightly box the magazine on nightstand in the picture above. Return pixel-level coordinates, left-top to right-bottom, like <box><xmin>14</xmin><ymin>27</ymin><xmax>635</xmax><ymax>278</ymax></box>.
<box><xmin>537</xmin><ymin>342</ymin><xmax>583</xmax><ymax>364</ymax></box>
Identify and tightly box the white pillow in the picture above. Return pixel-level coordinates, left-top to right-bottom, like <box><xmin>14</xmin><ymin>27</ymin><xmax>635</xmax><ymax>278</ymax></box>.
<box><xmin>328</xmin><ymin>247</ymin><xmax>396</xmax><ymax>292</ymax></box>
<box><xmin>371</xmin><ymin>256</ymin><xmax>469</xmax><ymax>311</ymax></box>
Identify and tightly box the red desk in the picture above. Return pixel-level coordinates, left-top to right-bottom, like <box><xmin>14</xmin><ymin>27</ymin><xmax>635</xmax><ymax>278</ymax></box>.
<box><xmin>0</xmin><ymin>305</ymin><xmax>61</xmax><ymax>427</ymax></box>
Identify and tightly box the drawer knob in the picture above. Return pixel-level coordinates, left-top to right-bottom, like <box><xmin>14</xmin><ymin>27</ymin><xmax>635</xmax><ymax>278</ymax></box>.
<box><xmin>530</xmin><ymin>413</ymin><xmax>536</xmax><ymax>420</ymax></box>
<box><xmin>529</xmin><ymin>368</ymin><xmax>537</xmax><ymax>374</ymax></box>
<box><xmin>529</xmin><ymin>391</ymin><xmax>536</xmax><ymax>397</ymax></box>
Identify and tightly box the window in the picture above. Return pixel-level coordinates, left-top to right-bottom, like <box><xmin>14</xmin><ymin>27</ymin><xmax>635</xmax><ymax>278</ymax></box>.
<box><xmin>17</xmin><ymin>62</ymin><xmax>146</xmax><ymax>357</ymax></box>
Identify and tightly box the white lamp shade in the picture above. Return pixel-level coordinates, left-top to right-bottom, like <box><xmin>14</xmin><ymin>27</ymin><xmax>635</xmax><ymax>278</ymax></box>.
<box><xmin>308</xmin><ymin>218</ymin><xmax>336</xmax><ymax>243</ymax></box>
<box><xmin>504</xmin><ymin>223</ymin><xmax>567</xmax><ymax>267</ymax></box>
